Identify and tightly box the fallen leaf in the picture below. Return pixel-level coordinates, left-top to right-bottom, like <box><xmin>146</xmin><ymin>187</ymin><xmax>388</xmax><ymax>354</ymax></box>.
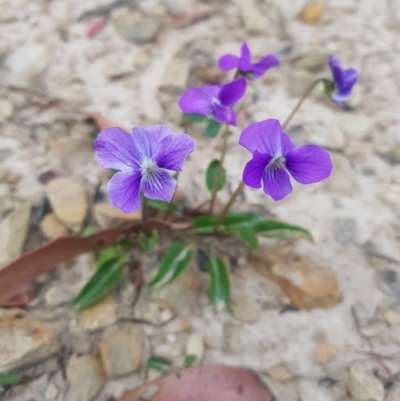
<box><xmin>116</xmin><ymin>364</ymin><xmax>275</xmax><ymax>401</ymax></box>
<box><xmin>0</xmin><ymin>219</ymin><xmax>169</xmax><ymax>306</ymax></box>
<box><xmin>87</xmin><ymin>18</ymin><xmax>106</xmax><ymax>38</ymax></box>
<box><xmin>300</xmin><ymin>2</ymin><xmax>324</xmax><ymax>24</ymax></box>
<box><xmin>86</xmin><ymin>112</ymin><xmax>129</xmax><ymax>132</ymax></box>
<box><xmin>170</xmin><ymin>7</ymin><xmax>220</xmax><ymax>29</ymax></box>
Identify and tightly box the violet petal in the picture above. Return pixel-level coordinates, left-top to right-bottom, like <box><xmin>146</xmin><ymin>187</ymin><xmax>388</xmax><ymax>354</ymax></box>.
<box><xmin>242</xmin><ymin>150</ymin><xmax>272</xmax><ymax>188</ymax></box>
<box><xmin>285</xmin><ymin>144</ymin><xmax>333</xmax><ymax>184</ymax></box>
<box><xmin>94</xmin><ymin>127</ymin><xmax>140</xmax><ymax>170</ymax></box>
<box><xmin>238</xmin><ymin>43</ymin><xmax>252</xmax><ymax>71</ymax></box>
<box><xmin>213</xmin><ymin>104</ymin><xmax>236</xmax><ymax>125</ymax></box>
<box><xmin>262</xmin><ymin>166</ymin><xmax>293</xmax><ymax>201</ymax></box>
<box><xmin>142</xmin><ymin>169</ymin><xmax>176</xmax><ymax>202</ymax></box>
<box><xmin>155</xmin><ymin>133</ymin><xmax>195</xmax><ymax>171</ymax></box>
<box><xmin>107</xmin><ymin>170</ymin><xmax>142</xmax><ymax>213</ymax></box>
<box><xmin>218</xmin><ymin>54</ymin><xmax>239</xmax><ymax>71</ymax></box>
<box><xmin>218</xmin><ymin>78</ymin><xmax>247</xmax><ymax>107</ymax></box>
<box><xmin>251</xmin><ymin>54</ymin><xmax>280</xmax><ymax>78</ymax></box>
<box><xmin>178</xmin><ymin>88</ymin><xmax>214</xmax><ymax>116</ymax></box>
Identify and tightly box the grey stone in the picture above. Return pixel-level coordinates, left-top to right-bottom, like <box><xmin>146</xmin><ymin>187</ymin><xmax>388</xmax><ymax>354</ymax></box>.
<box><xmin>0</xmin><ymin>309</ymin><xmax>57</xmax><ymax>373</ymax></box>
<box><xmin>333</xmin><ymin>218</ymin><xmax>356</xmax><ymax>245</ymax></box>
<box><xmin>231</xmin><ymin>296</ymin><xmax>262</xmax><ymax>323</ymax></box>
<box><xmin>160</xmin><ymin>59</ymin><xmax>191</xmax><ymax>94</ymax></box>
<box><xmin>235</xmin><ymin>0</ymin><xmax>266</xmax><ymax>34</ymax></box>
<box><xmin>0</xmin><ymin>99</ymin><xmax>14</xmax><ymax>119</ymax></box>
<box><xmin>78</xmin><ymin>296</ymin><xmax>118</xmax><ymax>331</ymax></box>
<box><xmin>4</xmin><ymin>44</ymin><xmax>52</xmax><ymax>89</ymax></box>
<box><xmin>288</xmin><ymin>70</ymin><xmax>315</xmax><ymax>97</ymax></box>
<box><xmin>67</xmin><ymin>355</ymin><xmax>105</xmax><ymax>401</ymax></box>
<box><xmin>309</xmin><ymin>122</ymin><xmax>346</xmax><ymax>151</ymax></box>
<box><xmin>347</xmin><ymin>364</ymin><xmax>384</xmax><ymax>401</ymax></box>
<box><xmin>386</xmin><ymin>386</ymin><xmax>400</xmax><ymax>401</ymax></box>
<box><xmin>222</xmin><ymin>322</ymin><xmax>242</xmax><ymax>353</ymax></box>
<box><xmin>294</xmin><ymin>52</ymin><xmax>327</xmax><ymax>73</ymax></box>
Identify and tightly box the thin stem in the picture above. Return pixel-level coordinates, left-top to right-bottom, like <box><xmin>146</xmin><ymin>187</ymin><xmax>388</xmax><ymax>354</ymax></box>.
<box><xmin>142</xmin><ymin>195</ymin><xmax>148</xmax><ymax>224</ymax></box>
<box><xmin>209</xmin><ymin>125</ymin><xmax>229</xmax><ymax>214</ymax></box>
<box><xmin>163</xmin><ymin>114</ymin><xmax>191</xmax><ymax>220</ymax></box>
<box><xmin>213</xmin><ymin>181</ymin><xmax>245</xmax><ymax>233</ymax></box>
<box><xmin>282</xmin><ymin>78</ymin><xmax>324</xmax><ymax>130</ymax></box>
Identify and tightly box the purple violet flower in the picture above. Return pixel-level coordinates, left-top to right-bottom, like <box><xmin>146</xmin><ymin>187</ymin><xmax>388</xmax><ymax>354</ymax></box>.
<box><xmin>94</xmin><ymin>125</ymin><xmax>194</xmax><ymax>213</ymax></box>
<box><xmin>239</xmin><ymin>119</ymin><xmax>332</xmax><ymax>201</ymax></box>
<box><xmin>218</xmin><ymin>43</ymin><xmax>279</xmax><ymax>79</ymax></box>
<box><xmin>327</xmin><ymin>55</ymin><xmax>358</xmax><ymax>106</ymax></box>
<box><xmin>178</xmin><ymin>78</ymin><xmax>246</xmax><ymax>126</ymax></box>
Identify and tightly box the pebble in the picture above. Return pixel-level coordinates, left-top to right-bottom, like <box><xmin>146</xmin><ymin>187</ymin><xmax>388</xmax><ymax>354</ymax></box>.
<box><xmin>231</xmin><ymin>296</ymin><xmax>262</xmax><ymax>323</ymax></box>
<box><xmin>0</xmin><ymin>203</ymin><xmax>31</xmax><ymax>269</ymax></box>
<box><xmin>313</xmin><ymin>341</ymin><xmax>339</xmax><ymax>365</ymax></box>
<box><xmin>0</xmin><ymin>99</ymin><xmax>14</xmax><ymax>119</ymax></box>
<box><xmin>324</xmin><ymin>154</ymin><xmax>356</xmax><ymax>196</ymax></box>
<box><xmin>40</xmin><ymin>213</ymin><xmax>69</xmax><ymax>240</ymax></box>
<box><xmin>66</xmin><ymin>355</ymin><xmax>106</xmax><ymax>401</ymax></box>
<box><xmin>265</xmin><ymin>364</ymin><xmax>293</xmax><ymax>382</ymax></box>
<box><xmin>78</xmin><ymin>296</ymin><xmax>118</xmax><ymax>331</ymax></box>
<box><xmin>4</xmin><ymin>44</ymin><xmax>52</xmax><ymax>89</ymax></box>
<box><xmin>222</xmin><ymin>322</ymin><xmax>242</xmax><ymax>353</ymax></box>
<box><xmin>160</xmin><ymin>59</ymin><xmax>191</xmax><ymax>94</ymax></box>
<box><xmin>299</xmin><ymin>2</ymin><xmax>324</xmax><ymax>24</ymax></box>
<box><xmin>347</xmin><ymin>364</ymin><xmax>385</xmax><ymax>401</ymax></box>
<box><xmin>94</xmin><ymin>202</ymin><xmax>141</xmax><ymax>228</ymax></box>
<box><xmin>288</xmin><ymin>70</ymin><xmax>315</xmax><ymax>97</ymax></box>
<box><xmin>98</xmin><ymin>325</ymin><xmax>142</xmax><ymax>377</ymax></box>
<box><xmin>386</xmin><ymin>386</ymin><xmax>400</xmax><ymax>401</ymax></box>
<box><xmin>112</xmin><ymin>13</ymin><xmax>166</xmax><ymax>44</ymax></box>
<box><xmin>383</xmin><ymin>309</ymin><xmax>400</xmax><ymax>326</ymax></box>
<box><xmin>333</xmin><ymin>218</ymin><xmax>356</xmax><ymax>245</ymax></box>
<box><xmin>338</xmin><ymin>114</ymin><xmax>371</xmax><ymax>140</ymax></box>
<box><xmin>45</xmin><ymin>285</ymin><xmax>75</xmax><ymax>306</ymax></box>
<box><xmin>185</xmin><ymin>332</ymin><xmax>204</xmax><ymax>365</ymax></box>
<box><xmin>298</xmin><ymin>380</ymin><xmax>335</xmax><ymax>401</ymax></box>
<box><xmin>0</xmin><ymin>308</ymin><xmax>57</xmax><ymax>372</ymax></box>
<box><xmin>0</xmin><ymin>183</ymin><xmax>13</xmax><ymax>215</ymax></box>
<box><xmin>381</xmin><ymin>184</ymin><xmax>400</xmax><ymax>209</ymax></box>
<box><xmin>44</xmin><ymin>382</ymin><xmax>59</xmax><ymax>400</ymax></box>
<box><xmin>309</xmin><ymin>123</ymin><xmax>346</xmax><ymax>151</ymax></box>
<box><xmin>235</xmin><ymin>0</ymin><xmax>266</xmax><ymax>34</ymax></box>
<box><xmin>45</xmin><ymin>177</ymin><xmax>87</xmax><ymax>232</ymax></box>
<box><xmin>49</xmin><ymin>137</ymin><xmax>93</xmax><ymax>167</ymax></box>
<box><xmin>252</xmin><ymin>251</ymin><xmax>342</xmax><ymax>310</ymax></box>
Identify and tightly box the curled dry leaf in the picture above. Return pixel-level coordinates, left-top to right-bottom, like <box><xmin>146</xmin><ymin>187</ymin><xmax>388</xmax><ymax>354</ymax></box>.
<box><xmin>0</xmin><ymin>219</ymin><xmax>172</xmax><ymax>306</ymax></box>
<box><xmin>117</xmin><ymin>364</ymin><xmax>275</xmax><ymax>401</ymax></box>
<box><xmin>86</xmin><ymin>112</ymin><xmax>129</xmax><ymax>132</ymax></box>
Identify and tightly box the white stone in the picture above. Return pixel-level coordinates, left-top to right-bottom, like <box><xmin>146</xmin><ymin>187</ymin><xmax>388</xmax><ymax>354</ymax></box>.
<box><xmin>186</xmin><ymin>333</ymin><xmax>204</xmax><ymax>364</ymax></box>
<box><xmin>348</xmin><ymin>364</ymin><xmax>385</xmax><ymax>401</ymax></box>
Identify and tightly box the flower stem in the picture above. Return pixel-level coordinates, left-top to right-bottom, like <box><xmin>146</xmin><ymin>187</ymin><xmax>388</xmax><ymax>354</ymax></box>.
<box><xmin>209</xmin><ymin>125</ymin><xmax>229</xmax><ymax>214</ymax></box>
<box><xmin>213</xmin><ymin>181</ymin><xmax>245</xmax><ymax>233</ymax></box>
<box><xmin>163</xmin><ymin>114</ymin><xmax>191</xmax><ymax>220</ymax></box>
<box><xmin>142</xmin><ymin>195</ymin><xmax>148</xmax><ymax>224</ymax></box>
<box><xmin>282</xmin><ymin>78</ymin><xmax>324</xmax><ymax>130</ymax></box>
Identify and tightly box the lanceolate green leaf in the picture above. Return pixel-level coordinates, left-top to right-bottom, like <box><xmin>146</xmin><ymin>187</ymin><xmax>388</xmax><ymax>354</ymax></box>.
<box><xmin>207</xmin><ymin>256</ymin><xmax>230</xmax><ymax>309</ymax></box>
<box><xmin>184</xmin><ymin>355</ymin><xmax>197</xmax><ymax>367</ymax></box>
<box><xmin>0</xmin><ymin>372</ymin><xmax>20</xmax><ymax>386</ymax></box>
<box><xmin>139</xmin><ymin>229</ymin><xmax>158</xmax><ymax>252</ymax></box>
<box><xmin>72</xmin><ymin>257</ymin><xmax>124</xmax><ymax>310</ymax></box>
<box><xmin>206</xmin><ymin>160</ymin><xmax>226</xmax><ymax>193</ymax></box>
<box><xmin>233</xmin><ymin>226</ymin><xmax>259</xmax><ymax>248</ymax></box>
<box><xmin>147</xmin><ymin>356</ymin><xmax>172</xmax><ymax>371</ymax></box>
<box><xmin>96</xmin><ymin>247</ymin><xmax>118</xmax><ymax>270</ymax></box>
<box><xmin>148</xmin><ymin>241</ymin><xmax>193</xmax><ymax>289</ymax></box>
<box><xmin>205</xmin><ymin>119</ymin><xmax>221</xmax><ymax>138</ymax></box>
<box><xmin>147</xmin><ymin>199</ymin><xmax>178</xmax><ymax>213</ymax></box>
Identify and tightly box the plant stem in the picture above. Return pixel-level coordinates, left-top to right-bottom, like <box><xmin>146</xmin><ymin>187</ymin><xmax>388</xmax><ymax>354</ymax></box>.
<box><xmin>213</xmin><ymin>180</ymin><xmax>245</xmax><ymax>233</ymax></box>
<box><xmin>142</xmin><ymin>195</ymin><xmax>148</xmax><ymax>224</ymax></box>
<box><xmin>163</xmin><ymin>114</ymin><xmax>191</xmax><ymax>220</ymax></box>
<box><xmin>209</xmin><ymin>125</ymin><xmax>229</xmax><ymax>214</ymax></box>
<box><xmin>282</xmin><ymin>78</ymin><xmax>324</xmax><ymax>130</ymax></box>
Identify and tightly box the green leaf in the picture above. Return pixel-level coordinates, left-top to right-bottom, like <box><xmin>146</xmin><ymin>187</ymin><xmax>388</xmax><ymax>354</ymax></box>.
<box><xmin>187</xmin><ymin>113</ymin><xmax>207</xmax><ymax>123</ymax></box>
<box><xmin>72</xmin><ymin>257</ymin><xmax>124</xmax><ymax>310</ymax></box>
<box><xmin>0</xmin><ymin>372</ymin><xmax>20</xmax><ymax>386</ymax></box>
<box><xmin>192</xmin><ymin>215</ymin><xmax>220</xmax><ymax>234</ymax></box>
<box><xmin>148</xmin><ymin>241</ymin><xmax>193</xmax><ymax>289</ymax></box>
<box><xmin>139</xmin><ymin>229</ymin><xmax>158</xmax><ymax>252</ymax></box>
<box><xmin>184</xmin><ymin>355</ymin><xmax>197</xmax><ymax>367</ymax></box>
<box><xmin>205</xmin><ymin>119</ymin><xmax>221</xmax><ymax>138</ymax></box>
<box><xmin>82</xmin><ymin>226</ymin><xmax>96</xmax><ymax>236</ymax></box>
<box><xmin>147</xmin><ymin>356</ymin><xmax>172</xmax><ymax>371</ymax></box>
<box><xmin>233</xmin><ymin>226</ymin><xmax>259</xmax><ymax>248</ymax></box>
<box><xmin>147</xmin><ymin>199</ymin><xmax>177</xmax><ymax>213</ymax></box>
<box><xmin>205</xmin><ymin>159</ymin><xmax>226</xmax><ymax>193</ymax></box>
<box><xmin>117</xmin><ymin>238</ymin><xmax>134</xmax><ymax>251</ymax></box>
<box><xmin>96</xmin><ymin>247</ymin><xmax>118</xmax><ymax>270</ymax></box>
<box><xmin>207</xmin><ymin>256</ymin><xmax>230</xmax><ymax>309</ymax></box>
<box><xmin>253</xmin><ymin>219</ymin><xmax>311</xmax><ymax>239</ymax></box>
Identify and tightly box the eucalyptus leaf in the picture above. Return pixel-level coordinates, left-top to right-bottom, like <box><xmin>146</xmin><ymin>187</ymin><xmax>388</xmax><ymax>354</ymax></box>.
<box><xmin>206</xmin><ymin>159</ymin><xmax>226</xmax><ymax>193</ymax></box>
<box><xmin>207</xmin><ymin>256</ymin><xmax>230</xmax><ymax>309</ymax></box>
<box><xmin>147</xmin><ymin>356</ymin><xmax>172</xmax><ymax>371</ymax></box>
<box><xmin>205</xmin><ymin>119</ymin><xmax>221</xmax><ymax>138</ymax></box>
<box><xmin>148</xmin><ymin>241</ymin><xmax>193</xmax><ymax>289</ymax></box>
<box><xmin>72</xmin><ymin>257</ymin><xmax>124</xmax><ymax>310</ymax></box>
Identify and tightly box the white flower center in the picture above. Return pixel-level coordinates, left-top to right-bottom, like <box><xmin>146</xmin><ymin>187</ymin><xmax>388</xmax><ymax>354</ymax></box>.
<box><xmin>140</xmin><ymin>158</ymin><xmax>158</xmax><ymax>178</ymax></box>
<box><xmin>267</xmin><ymin>154</ymin><xmax>285</xmax><ymax>169</ymax></box>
